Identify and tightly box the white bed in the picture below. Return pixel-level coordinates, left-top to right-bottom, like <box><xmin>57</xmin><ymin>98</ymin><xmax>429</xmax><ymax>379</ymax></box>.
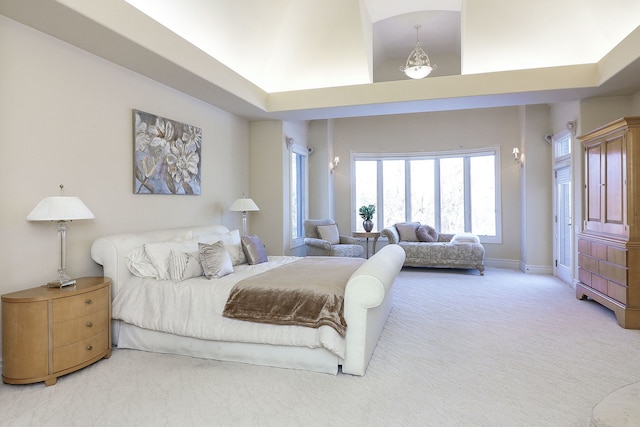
<box><xmin>91</xmin><ymin>225</ymin><xmax>405</xmax><ymax>375</ymax></box>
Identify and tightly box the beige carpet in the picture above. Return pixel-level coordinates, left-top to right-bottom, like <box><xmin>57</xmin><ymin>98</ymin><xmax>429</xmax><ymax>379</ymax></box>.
<box><xmin>2</xmin><ymin>267</ymin><xmax>640</xmax><ymax>426</ymax></box>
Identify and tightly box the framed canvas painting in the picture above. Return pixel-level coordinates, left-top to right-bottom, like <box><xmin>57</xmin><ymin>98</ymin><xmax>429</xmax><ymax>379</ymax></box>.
<box><xmin>133</xmin><ymin>109</ymin><xmax>202</xmax><ymax>195</ymax></box>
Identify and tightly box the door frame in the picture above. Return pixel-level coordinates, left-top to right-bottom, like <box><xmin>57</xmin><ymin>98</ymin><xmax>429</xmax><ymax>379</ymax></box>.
<box><xmin>552</xmin><ymin>128</ymin><xmax>574</xmax><ymax>284</ymax></box>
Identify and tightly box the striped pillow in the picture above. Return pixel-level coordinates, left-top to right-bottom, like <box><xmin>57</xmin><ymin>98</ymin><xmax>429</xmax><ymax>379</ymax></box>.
<box><xmin>168</xmin><ymin>250</ymin><xmax>203</xmax><ymax>282</ymax></box>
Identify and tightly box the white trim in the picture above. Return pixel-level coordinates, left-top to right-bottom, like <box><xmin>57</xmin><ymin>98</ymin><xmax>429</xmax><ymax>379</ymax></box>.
<box><xmin>551</xmin><ymin>128</ymin><xmax>574</xmax><ymax>284</ymax></box>
<box><xmin>519</xmin><ymin>261</ymin><xmax>553</xmax><ymax>275</ymax></box>
<box><xmin>484</xmin><ymin>258</ymin><xmax>520</xmax><ymax>269</ymax></box>
<box><xmin>289</xmin><ymin>142</ymin><xmax>308</xmax><ymax>250</ymax></box>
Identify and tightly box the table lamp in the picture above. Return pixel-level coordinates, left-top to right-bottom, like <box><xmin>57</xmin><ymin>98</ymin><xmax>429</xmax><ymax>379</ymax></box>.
<box><xmin>230</xmin><ymin>196</ymin><xmax>259</xmax><ymax>235</ymax></box>
<box><xmin>27</xmin><ymin>185</ymin><xmax>95</xmax><ymax>287</ymax></box>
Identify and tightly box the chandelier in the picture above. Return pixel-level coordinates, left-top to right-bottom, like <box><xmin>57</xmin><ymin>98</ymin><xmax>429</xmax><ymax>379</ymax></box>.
<box><xmin>401</xmin><ymin>25</ymin><xmax>436</xmax><ymax>79</ymax></box>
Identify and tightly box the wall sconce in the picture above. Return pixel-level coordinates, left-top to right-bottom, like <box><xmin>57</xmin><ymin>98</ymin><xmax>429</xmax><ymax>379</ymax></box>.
<box><xmin>330</xmin><ymin>156</ymin><xmax>340</xmax><ymax>173</ymax></box>
<box><xmin>512</xmin><ymin>147</ymin><xmax>523</xmax><ymax>166</ymax></box>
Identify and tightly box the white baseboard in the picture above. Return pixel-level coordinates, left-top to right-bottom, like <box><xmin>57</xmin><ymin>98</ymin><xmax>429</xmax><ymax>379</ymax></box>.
<box><xmin>518</xmin><ymin>261</ymin><xmax>553</xmax><ymax>275</ymax></box>
<box><xmin>484</xmin><ymin>258</ymin><xmax>520</xmax><ymax>269</ymax></box>
<box><xmin>484</xmin><ymin>258</ymin><xmax>552</xmax><ymax>274</ymax></box>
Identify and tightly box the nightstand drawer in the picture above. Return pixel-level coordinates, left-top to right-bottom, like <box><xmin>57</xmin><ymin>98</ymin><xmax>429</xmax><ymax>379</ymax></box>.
<box><xmin>52</xmin><ymin>286</ymin><xmax>109</xmax><ymax>322</ymax></box>
<box><xmin>53</xmin><ymin>330</ymin><xmax>109</xmax><ymax>373</ymax></box>
<box><xmin>53</xmin><ymin>308</ymin><xmax>109</xmax><ymax>347</ymax></box>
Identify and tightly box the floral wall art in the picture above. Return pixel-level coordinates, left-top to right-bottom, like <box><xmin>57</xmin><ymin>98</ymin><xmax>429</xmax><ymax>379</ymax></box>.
<box><xmin>133</xmin><ymin>109</ymin><xmax>202</xmax><ymax>195</ymax></box>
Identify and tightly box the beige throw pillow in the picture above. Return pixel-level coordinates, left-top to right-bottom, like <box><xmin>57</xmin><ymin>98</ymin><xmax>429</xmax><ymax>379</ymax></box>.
<box><xmin>317</xmin><ymin>224</ymin><xmax>340</xmax><ymax>244</ymax></box>
<box><xmin>199</xmin><ymin>241</ymin><xmax>234</xmax><ymax>279</ymax></box>
<box><xmin>241</xmin><ymin>235</ymin><xmax>269</xmax><ymax>265</ymax></box>
<box><xmin>197</xmin><ymin>229</ymin><xmax>246</xmax><ymax>266</ymax></box>
<box><xmin>395</xmin><ymin>222</ymin><xmax>421</xmax><ymax>242</ymax></box>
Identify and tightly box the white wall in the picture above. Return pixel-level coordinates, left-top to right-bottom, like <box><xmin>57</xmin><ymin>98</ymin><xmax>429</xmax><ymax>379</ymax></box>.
<box><xmin>633</xmin><ymin>92</ymin><xmax>640</xmax><ymax>114</ymax></box>
<box><xmin>580</xmin><ymin>96</ymin><xmax>633</xmax><ymax>133</ymax></box>
<box><xmin>519</xmin><ymin>104</ymin><xmax>553</xmax><ymax>272</ymax></box>
<box><xmin>308</xmin><ymin>120</ymin><xmax>335</xmax><ymax>220</ymax></box>
<box><xmin>249</xmin><ymin>121</ymin><xmax>285</xmax><ymax>254</ymax></box>
<box><xmin>0</xmin><ymin>17</ymin><xmax>250</xmax><ymax>301</ymax></box>
<box><xmin>249</xmin><ymin>120</ymin><xmax>309</xmax><ymax>256</ymax></box>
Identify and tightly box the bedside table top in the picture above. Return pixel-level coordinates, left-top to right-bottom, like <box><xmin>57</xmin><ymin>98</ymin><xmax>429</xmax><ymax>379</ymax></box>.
<box><xmin>352</xmin><ymin>231</ymin><xmax>381</xmax><ymax>238</ymax></box>
<box><xmin>1</xmin><ymin>277</ymin><xmax>111</xmax><ymax>303</ymax></box>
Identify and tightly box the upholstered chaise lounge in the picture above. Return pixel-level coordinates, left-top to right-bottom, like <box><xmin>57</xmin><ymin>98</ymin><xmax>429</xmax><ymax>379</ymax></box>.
<box><xmin>381</xmin><ymin>222</ymin><xmax>485</xmax><ymax>275</ymax></box>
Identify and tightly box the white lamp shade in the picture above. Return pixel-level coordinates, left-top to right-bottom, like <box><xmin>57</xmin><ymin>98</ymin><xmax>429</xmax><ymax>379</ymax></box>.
<box><xmin>229</xmin><ymin>198</ymin><xmax>260</xmax><ymax>212</ymax></box>
<box><xmin>27</xmin><ymin>196</ymin><xmax>95</xmax><ymax>221</ymax></box>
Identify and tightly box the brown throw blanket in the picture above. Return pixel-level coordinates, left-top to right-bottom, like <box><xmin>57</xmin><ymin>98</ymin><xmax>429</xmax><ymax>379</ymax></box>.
<box><xmin>223</xmin><ymin>257</ymin><xmax>365</xmax><ymax>337</ymax></box>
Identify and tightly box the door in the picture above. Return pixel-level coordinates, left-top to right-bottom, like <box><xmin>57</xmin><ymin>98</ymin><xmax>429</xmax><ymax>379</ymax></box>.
<box><xmin>554</xmin><ymin>165</ymin><xmax>572</xmax><ymax>284</ymax></box>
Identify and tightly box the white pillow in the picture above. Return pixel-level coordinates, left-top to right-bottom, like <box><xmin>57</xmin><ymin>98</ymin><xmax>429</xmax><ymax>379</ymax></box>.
<box><xmin>199</xmin><ymin>242</ymin><xmax>234</xmax><ymax>279</ymax></box>
<box><xmin>451</xmin><ymin>233</ymin><xmax>480</xmax><ymax>245</ymax></box>
<box><xmin>317</xmin><ymin>224</ymin><xmax>340</xmax><ymax>245</ymax></box>
<box><xmin>197</xmin><ymin>229</ymin><xmax>246</xmax><ymax>266</ymax></box>
<box><xmin>144</xmin><ymin>241</ymin><xmax>199</xmax><ymax>280</ymax></box>
<box><xmin>125</xmin><ymin>231</ymin><xmax>194</xmax><ymax>279</ymax></box>
<box><xmin>168</xmin><ymin>249</ymin><xmax>203</xmax><ymax>282</ymax></box>
<box><xmin>125</xmin><ymin>247</ymin><xmax>160</xmax><ymax>279</ymax></box>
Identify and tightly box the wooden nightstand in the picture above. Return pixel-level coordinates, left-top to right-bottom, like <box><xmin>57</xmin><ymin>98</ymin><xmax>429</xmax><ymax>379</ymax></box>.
<box><xmin>2</xmin><ymin>276</ymin><xmax>112</xmax><ymax>386</ymax></box>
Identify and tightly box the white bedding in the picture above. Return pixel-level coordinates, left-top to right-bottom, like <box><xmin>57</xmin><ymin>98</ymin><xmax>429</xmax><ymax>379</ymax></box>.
<box><xmin>112</xmin><ymin>256</ymin><xmax>346</xmax><ymax>358</ymax></box>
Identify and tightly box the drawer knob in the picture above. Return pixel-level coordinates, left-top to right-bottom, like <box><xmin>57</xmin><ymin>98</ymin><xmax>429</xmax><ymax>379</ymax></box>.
<box><xmin>86</xmin><ymin>322</ymin><xmax>93</xmax><ymax>327</ymax></box>
<box><xmin>87</xmin><ymin>345</ymin><xmax>93</xmax><ymax>351</ymax></box>
<box><xmin>85</xmin><ymin>299</ymin><xmax>93</xmax><ymax>304</ymax></box>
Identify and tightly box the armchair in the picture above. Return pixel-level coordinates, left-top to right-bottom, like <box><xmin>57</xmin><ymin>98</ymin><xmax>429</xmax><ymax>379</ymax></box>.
<box><xmin>303</xmin><ymin>219</ymin><xmax>364</xmax><ymax>258</ymax></box>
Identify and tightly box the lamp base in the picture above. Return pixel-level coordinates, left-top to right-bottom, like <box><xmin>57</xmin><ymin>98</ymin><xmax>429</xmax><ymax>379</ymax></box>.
<box><xmin>47</xmin><ymin>279</ymin><xmax>76</xmax><ymax>288</ymax></box>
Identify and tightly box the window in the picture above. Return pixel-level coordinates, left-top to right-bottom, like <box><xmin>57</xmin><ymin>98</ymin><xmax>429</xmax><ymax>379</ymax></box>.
<box><xmin>554</xmin><ymin>130</ymin><xmax>571</xmax><ymax>159</ymax></box>
<box><xmin>290</xmin><ymin>145</ymin><xmax>308</xmax><ymax>248</ymax></box>
<box><xmin>353</xmin><ymin>148</ymin><xmax>500</xmax><ymax>243</ymax></box>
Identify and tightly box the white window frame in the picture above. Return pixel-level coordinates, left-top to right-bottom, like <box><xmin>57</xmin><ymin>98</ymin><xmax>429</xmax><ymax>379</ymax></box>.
<box><xmin>351</xmin><ymin>147</ymin><xmax>502</xmax><ymax>244</ymax></box>
<box><xmin>289</xmin><ymin>143</ymin><xmax>308</xmax><ymax>249</ymax></box>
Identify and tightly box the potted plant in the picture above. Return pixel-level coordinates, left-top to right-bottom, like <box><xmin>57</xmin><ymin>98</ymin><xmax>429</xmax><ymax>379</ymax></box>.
<box><xmin>359</xmin><ymin>204</ymin><xmax>376</xmax><ymax>232</ymax></box>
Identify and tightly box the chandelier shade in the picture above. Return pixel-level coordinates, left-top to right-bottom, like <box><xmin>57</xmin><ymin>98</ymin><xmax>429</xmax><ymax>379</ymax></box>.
<box><xmin>401</xmin><ymin>25</ymin><xmax>436</xmax><ymax>79</ymax></box>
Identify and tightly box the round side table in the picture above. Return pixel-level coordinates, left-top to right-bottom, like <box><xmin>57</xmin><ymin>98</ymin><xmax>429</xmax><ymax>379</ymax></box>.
<box><xmin>352</xmin><ymin>231</ymin><xmax>381</xmax><ymax>259</ymax></box>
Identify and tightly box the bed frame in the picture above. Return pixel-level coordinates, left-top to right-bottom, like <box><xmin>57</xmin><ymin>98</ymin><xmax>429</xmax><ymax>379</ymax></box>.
<box><xmin>90</xmin><ymin>225</ymin><xmax>405</xmax><ymax>375</ymax></box>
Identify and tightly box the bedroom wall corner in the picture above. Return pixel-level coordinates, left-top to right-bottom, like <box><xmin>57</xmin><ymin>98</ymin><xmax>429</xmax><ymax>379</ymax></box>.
<box><xmin>249</xmin><ymin>121</ymin><xmax>285</xmax><ymax>254</ymax></box>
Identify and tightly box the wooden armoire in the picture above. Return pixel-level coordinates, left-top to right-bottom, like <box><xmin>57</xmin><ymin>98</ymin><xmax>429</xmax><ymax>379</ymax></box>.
<box><xmin>577</xmin><ymin>117</ymin><xmax>640</xmax><ymax>329</ymax></box>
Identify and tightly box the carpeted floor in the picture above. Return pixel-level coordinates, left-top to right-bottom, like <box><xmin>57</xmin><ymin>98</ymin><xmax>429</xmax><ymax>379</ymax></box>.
<box><xmin>2</xmin><ymin>267</ymin><xmax>640</xmax><ymax>427</ymax></box>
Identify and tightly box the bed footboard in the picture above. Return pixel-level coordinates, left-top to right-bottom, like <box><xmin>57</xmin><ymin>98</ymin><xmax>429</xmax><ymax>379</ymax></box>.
<box><xmin>342</xmin><ymin>244</ymin><xmax>405</xmax><ymax>375</ymax></box>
